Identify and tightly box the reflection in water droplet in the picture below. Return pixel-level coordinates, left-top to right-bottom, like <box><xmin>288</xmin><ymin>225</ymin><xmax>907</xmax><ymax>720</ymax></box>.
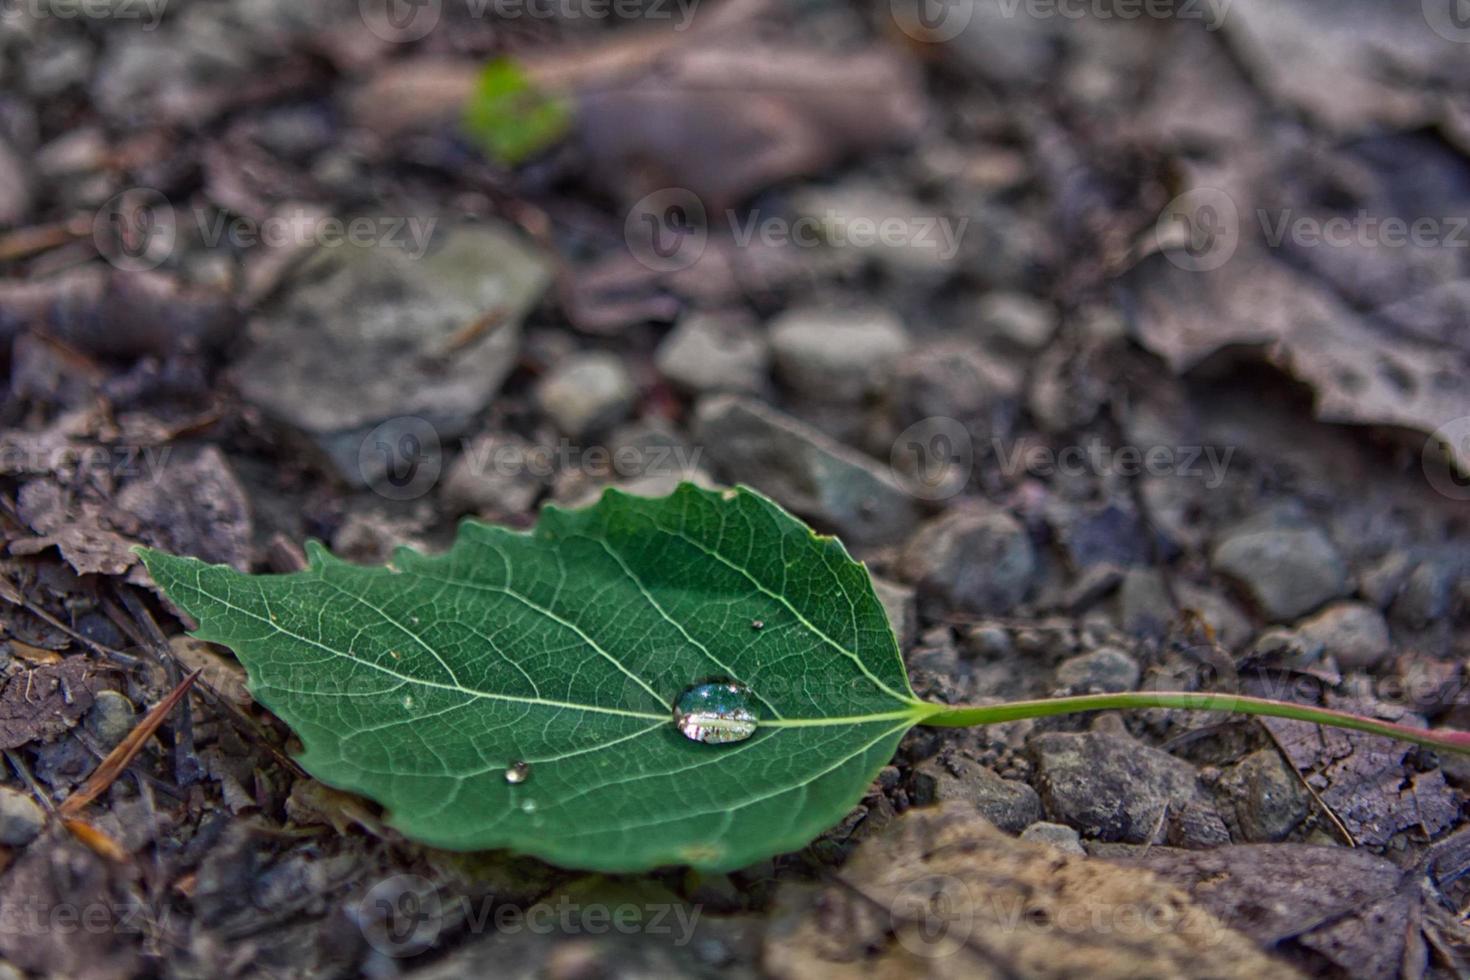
<box><xmin>504</xmin><ymin>761</ymin><xmax>531</xmax><ymax>784</ymax></box>
<box><xmin>520</xmin><ymin>799</ymin><xmax>537</xmax><ymax>813</ymax></box>
<box><xmin>673</xmin><ymin>682</ymin><xmax>758</xmax><ymax>744</ymax></box>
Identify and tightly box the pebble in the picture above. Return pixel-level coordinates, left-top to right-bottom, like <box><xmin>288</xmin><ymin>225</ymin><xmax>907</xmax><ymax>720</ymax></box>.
<box><xmin>768</xmin><ymin>307</ymin><xmax>909</xmax><ymax>403</ymax></box>
<box><xmin>85</xmin><ymin>691</ymin><xmax>137</xmax><ymax>749</ymax></box>
<box><xmin>0</xmin><ymin>787</ymin><xmax>45</xmax><ymax>846</ymax></box>
<box><xmin>900</xmin><ymin>506</ymin><xmax>1037</xmax><ymax>615</ymax></box>
<box><xmin>872</xmin><ymin>577</ymin><xmax>917</xmax><ymax>650</ymax></box>
<box><xmin>975</xmin><ymin>292</ymin><xmax>1057</xmax><ymax>352</ymax></box>
<box><xmin>536</xmin><ymin>352</ymin><xmax>636</xmax><ymax>438</ymax></box>
<box><xmin>1019</xmin><ymin>820</ymin><xmax>1087</xmax><ymax>855</ymax></box>
<box><xmin>1210</xmin><ymin>511</ymin><xmax>1350</xmax><ymax>620</ymax></box>
<box><xmin>1029</xmin><ymin>731</ymin><xmax>1222</xmax><ymax>844</ymax></box>
<box><xmin>910</xmin><ymin>756</ymin><xmax>1042</xmax><ymax>833</ymax></box>
<box><xmin>1216</xmin><ymin>749</ymin><xmax>1310</xmax><ymax>842</ymax></box>
<box><xmin>655</xmin><ymin>313</ymin><xmax>768</xmax><ymax>395</ymax></box>
<box><xmin>440</xmin><ymin>432</ymin><xmax>543</xmax><ymax>517</ymax></box>
<box><xmin>691</xmin><ymin>395</ymin><xmax>920</xmax><ymax>547</ymax></box>
<box><xmin>1295</xmin><ymin>602</ymin><xmax>1391</xmax><ymax>670</ymax></box>
<box><xmin>1054</xmin><ymin>646</ymin><xmax>1140</xmax><ymax>693</ymax></box>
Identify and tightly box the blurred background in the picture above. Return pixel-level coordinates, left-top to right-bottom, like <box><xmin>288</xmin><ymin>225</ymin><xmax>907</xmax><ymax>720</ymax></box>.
<box><xmin>1</xmin><ymin>0</ymin><xmax>1470</xmax><ymax>976</ymax></box>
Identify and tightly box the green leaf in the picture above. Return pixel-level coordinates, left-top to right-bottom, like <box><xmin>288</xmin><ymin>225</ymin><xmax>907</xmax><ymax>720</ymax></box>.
<box><xmin>139</xmin><ymin>484</ymin><xmax>926</xmax><ymax>872</ymax></box>
<box><xmin>462</xmin><ymin>58</ymin><xmax>573</xmax><ymax>166</ymax></box>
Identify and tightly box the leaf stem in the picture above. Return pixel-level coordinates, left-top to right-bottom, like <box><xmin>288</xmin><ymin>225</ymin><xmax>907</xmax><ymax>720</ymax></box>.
<box><xmin>920</xmin><ymin>691</ymin><xmax>1470</xmax><ymax>755</ymax></box>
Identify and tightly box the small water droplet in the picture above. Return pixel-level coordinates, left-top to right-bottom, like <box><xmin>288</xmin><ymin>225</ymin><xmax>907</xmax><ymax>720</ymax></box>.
<box><xmin>504</xmin><ymin>761</ymin><xmax>531</xmax><ymax>784</ymax></box>
<box><xmin>673</xmin><ymin>681</ymin><xmax>758</xmax><ymax>744</ymax></box>
<box><xmin>520</xmin><ymin>799</ymin><xmax>537</xmax><ymax>813</ymax></box>
<box><xmin>402</xmin><ymin>695</ymin><xmax>414</xmax><ymax>710</ymax></box>
<box><xmin>750</xmin><ymin>619</ymin><xmax>764</xmax><ymax>631</ymax></box>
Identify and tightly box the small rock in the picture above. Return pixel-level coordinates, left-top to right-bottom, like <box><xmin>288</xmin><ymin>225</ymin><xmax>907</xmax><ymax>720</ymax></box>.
<box><xmin>1055</xmin><ymin>647</ymin><xmax>1139</xmax><ymax>693</ymax></box>
<box><xmin>1391</xmin><ymin>560</ymin><xmax>1458</xmax><ymax>627</ymax></box>
<box><xmin>1019</xmin><ymin>820</ymin><xmax>1086</xmax><ymax>855</ymax></box>
<box><xmin>1247</xmin><ymin>627</ymin><xmax>1324</xmax><ymax>667</ymax></box>
<box><xmin>691</xmin><ymin>395</ymin><xmax>920</xmax><ymax>547</ymax></box>
<box><xmin>1117</xmin><ymin>567</ymin><xmax>1173</xmax><ymax>639</ymax></box>
<box><xmin>536</xmin><ymin>353</ymin><xmax>636</xmax><ymax>439</ymax></box>
<box><xmin>0</xmin><ymin>787</ymin><xmax>45</xmax><ymax>846</ymax></box>
<box><xmin>1295</xmin><ymin>602</ymin><xmax>1391</xmax><ymax>670</ymax></box>
<box><xmin>901</xmin><ymin>505</ymin><xmax>1037</xmax><ymax>615</ymax></box>
<box><xmin>892</xmin><ymin>342</ymin><xmax>1021</xmax><ymax>431</ymax></box>
<box><xmin>872</xmin><ymin>577</ymin><xmax>917</xmax><ymax>650</ymax></box>
<box><xmin>975</xmin><ymin>292</ymin><xmax>1057</xmax><ymax>352</ymax></box>
<box><xmin>910</xmin><ymin>756</ymin><xmax>1042</xmax><ymax>833</ymax></box>
<box><xmin>440</xmin><ymin>432</ymin><xmax>543</xmax><ymax>517</ymax></box>
<box><xmin>1216</xmin><ymin>749</ymin><xmax>1310</xmax><ymax>842</ymax></box>
<box><xmin>1211</xmin><ymin>512</ymin><xmax>1350</xmax><ymax>620</ymax></box>
<box><xmin>1048</xmin><ymin>501</ymin><xmax>1148</xmax><ymax>571</ymax></box>
<box><xmin>1030</xmin><ymin>731</ymin><xmax>1210</xmax><ymax>843</ymax></box>
<box><xmin>655</xmin><ymin>312</ymin><xmax>768</xmax><ymax>395</ymax></box>
<box><xmin>84</xmin><ymin>691</ymin><xmax>137</xmax><ymax>749</ymax></box>
<box><xmin>235</xmin><ymin>223</ymin><xmax>551</xmax><ymax>483</ymax></box>
<box><xmin>963</xmin><ymin>625</ymin><xmax>1014</xmax><ymax>659</ymax></box>
<box><xmin>768</xmin><ymin>307</ymin><xmax>909</xmax><ymax>403</ymax></box>
<box><xmin>0</xmin><ymin>137</ymin><xmax>32</xmax><ymax>226</ymax></box>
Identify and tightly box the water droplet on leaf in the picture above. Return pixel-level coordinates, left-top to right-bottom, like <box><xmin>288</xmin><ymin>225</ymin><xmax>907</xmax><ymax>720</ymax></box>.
<box><xmin>520</xmin><ymin>799</ymin><xmax>537</xmax><ymax>813</ymax></box>
<box><xmin>402</xmin><ymin>695</ymin><xmax>414</xmax><ymax>710</ymax></box>
<box><xmin>750</xmin><ymin>619</ymin><xmax>764</xmax><ymax>630</ymax></box>
<box><xmin>673</xmin><ymin>682</ymin><xmax>758</xmax><ymax>744</ymax></box>
<box><xmin>504</xmin><ymin>761</ymin><xmax>531</xmax><ymax>784</ymax></box>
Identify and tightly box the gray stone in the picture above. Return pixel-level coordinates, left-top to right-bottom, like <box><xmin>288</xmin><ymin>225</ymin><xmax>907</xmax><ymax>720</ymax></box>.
<box><xmin>963</xmin><ymin>625</ymin><xmax>1014</xmax><ymax>660</ymax></box>
<box><xmin>536</xmin><ymin>352</ymin><xmax>636</xmax><ymax>438</ymax></box>
<box><xmin>901</xmin><ymin>506</ymin><xmax>1036</xmax><ymax>615</ymax></box>
<box><xmin>691</xmin><ymin>395</ymin><xmax>921</xmax><ymax>547</ymax></box>
<box><xmin>0</xmin><ymin>787</ymin><xmax>45</xmax><ymax>846</ymax></box>
<box><xmin>440</xmin><ymin>432</ymin><xmax>543</xmax><ymax>517</ymax></box>
<box><xmin>872</xmin><ymin>577</ymin><xmax>917</xmax><ymax>650</ymax></box>
<box><xmin>1030</xmin><ymin>731</ymin><xmax>1209</xmax><ymax>843</ymax></box>
<box><xmin>1392</xmin><ymin>560</ymin><xmax>1458</xmax><ymax>627</ymax></box>
<box><xmin>1216</xmin><ymin>749</ymin><xmax>1310</xmax><ymax>842</ymax></box>
<box><xmin>655</xmin><ymin>313</ymin><xmax>768</xmax><ymax>395</ymax></box>
<box><xmin>1055</xmin><ymin>647</ymin><xmax>1139</xmax><ymax>693</ymax></box>
<box><xmin>1296</xmin><ymin>602</ymin><xmax>1391</xmax><ymax>670</ymax></box>
<box><xmin>789</xmin><ymin>181</ymin><xmax>965</xmax><ymax>280</ymax></box>
<box><xmin>911</xmin><ymin>756</ymin><xmax>1042</xmax><ymax>833</ymax></box>
<box><xmin>769</xmin><ymin>307</ymin><xmax>909</xmax><ymax>402</ymax></box>
<box><xmin>85</xmin><ymin>691</ymin><xmax>137</xmax><ymax>749</ymax></box>
<box><xmin>235</xmin><ymin>224</ymin><xmax>551</xmax><ymax>484</ymax></box>
<box><xmin>1118</xmin><ymin>567</ymin><xmax>1173</xmax><ymax>639</ymax></box>
<box><xmin>975</xmin><ymin>292</ymin><xmax>1057</xmax><ymax>352</ymax></box>
<box><xmin>893</xmin><ymin>342</ymin><xmax>1021</xmax><ymax>429</ymax></box>
<box><xmin>1019</xmin><ymin>821</ymin><xmax>1086</xmax><ymax>855</ymax></box>
<box><xmin>1211</xmin><ymin>513</ymin><xmax>1350</xmax><ymax>620</ymax></box>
